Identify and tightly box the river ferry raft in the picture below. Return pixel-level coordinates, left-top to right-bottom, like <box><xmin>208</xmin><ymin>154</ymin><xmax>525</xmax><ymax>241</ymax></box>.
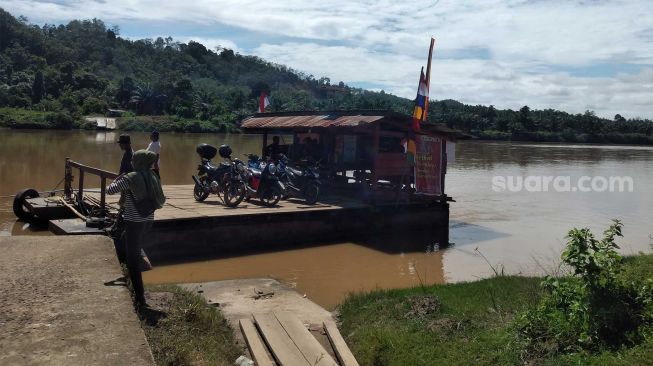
<box><xmin>13</xmin><ymin>111</ymin><xmax>462</xmax><ymax>261</ymax></box>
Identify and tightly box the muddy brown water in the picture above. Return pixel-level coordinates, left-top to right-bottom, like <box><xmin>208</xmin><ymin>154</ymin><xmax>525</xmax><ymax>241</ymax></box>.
<box><xmin>1</xmin><ymin>130</ymin><xmax>652</xmax><ymax>310</ymax></box>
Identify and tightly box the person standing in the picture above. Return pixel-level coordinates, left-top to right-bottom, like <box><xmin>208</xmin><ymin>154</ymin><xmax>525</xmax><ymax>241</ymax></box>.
<box><xmin>117</xmin><ymin>134</ymin><xmax>133</xmax><ymax>175</ymax></box>
<box><xmin>146</xmin><ymin>130</ymin><xmax>161</xmax><ymax>178</ymax></box>
<box><xmin>115</xmin><ymin>134</ymin><xmax>152</xmax><ymax>271</ymax></box>
<box><xmin>265</xmin><ymin>136</ymin><xmax>281</xmax><ymax>160</ymax></box>
<box><xmin>107</xmin><ymin>150</ymin><xmax>165</xmax><ymax>307</ymax></box>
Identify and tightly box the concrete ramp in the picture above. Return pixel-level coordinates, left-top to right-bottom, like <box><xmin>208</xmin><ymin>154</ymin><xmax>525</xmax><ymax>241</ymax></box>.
<box><xmin>0</xmin><ymin>236</ymin><xmax>154</xmax><ymax>365</ymax></box>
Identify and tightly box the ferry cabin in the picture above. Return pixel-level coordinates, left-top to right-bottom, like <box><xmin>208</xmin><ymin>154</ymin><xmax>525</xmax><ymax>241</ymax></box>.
<box><xmin>240</xmin><ymin>110</ymin><xmax>461</xmax><ymax>203</ymax></box>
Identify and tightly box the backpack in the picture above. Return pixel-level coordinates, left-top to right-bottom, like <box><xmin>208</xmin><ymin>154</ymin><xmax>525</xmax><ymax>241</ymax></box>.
<box><xmin>133</xmin><ymin>172</ymin><xmax>158</xmax><ymax>217</ymax></box>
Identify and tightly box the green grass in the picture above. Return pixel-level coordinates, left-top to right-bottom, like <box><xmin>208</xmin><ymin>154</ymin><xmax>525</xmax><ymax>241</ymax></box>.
<box><xmin>0</xmin><ymin>107</ymin><xmax>240</xmax><ymax>132</ymax></box>
<box><xmin>141</xmin><ymin>285</ymin><xmax>242</xmax><ymax>366</ymax></box>
<box><xmin>338</xmin><ymin>253</ymin><xmax>653</xmax><ymax>366</ymax></box>
<box><xmin>0</xmin><ymin>107</ymin><xmax>76</xmax><ymax>129</ymax></box>
<box><xmin>118</xmin><ymin>115</ymin><xmax>240</xmax><ymax>133</ymax></box>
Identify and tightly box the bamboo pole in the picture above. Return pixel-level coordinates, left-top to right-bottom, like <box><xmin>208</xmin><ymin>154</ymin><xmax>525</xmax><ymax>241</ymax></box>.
<box><xmin>424</xmin><ymin>37</ymin><xmax>435</xmax><ymax>89</ymax></box>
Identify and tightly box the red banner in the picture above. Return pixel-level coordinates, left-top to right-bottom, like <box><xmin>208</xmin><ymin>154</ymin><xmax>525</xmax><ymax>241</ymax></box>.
<box><xmin>415</xmin><ymin>135</ymin><xmax>443</xmax><ymax>195</ymax></box>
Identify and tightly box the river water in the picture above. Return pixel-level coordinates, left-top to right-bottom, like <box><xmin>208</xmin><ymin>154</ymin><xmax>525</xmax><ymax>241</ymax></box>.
<box><xmin>1</xmin><ymin>130</ymin><xmax>652</xmax><ymax>309</ymax></box>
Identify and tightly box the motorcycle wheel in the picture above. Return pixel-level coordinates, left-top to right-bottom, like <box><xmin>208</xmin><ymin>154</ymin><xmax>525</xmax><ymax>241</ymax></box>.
<box><xmin>193</xmin><ymin>182</ymin><xmax>209</xmax><ymax>202</ymax></box>
<box><xmin>260</xmin><ymin>186</ymin><xmax>282</xmax><ymax>207</ymax></box>
<box><xmin>305</xmin><ymin>183</ymin><xmax>320</xmax><ymax>205</ymax></box>
<box><xmin>223</xmin><ymin>181</ymin><xmax>246</xmax><ymax>208</ymax></box>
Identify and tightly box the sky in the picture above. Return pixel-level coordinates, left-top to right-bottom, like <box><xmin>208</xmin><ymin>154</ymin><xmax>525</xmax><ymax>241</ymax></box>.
<box><xmin>2</xmin><ymin>0</ymin><xmax>652</xmax><ymax>119</ymax></box>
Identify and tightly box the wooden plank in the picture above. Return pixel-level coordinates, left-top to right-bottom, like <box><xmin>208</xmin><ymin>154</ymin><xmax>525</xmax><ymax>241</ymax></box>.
<box><xmin>239</xmin><ymin>319</ymin><xmax>276</xmax><ymax>366</ymax></box>
<box><xmin>323</xmin><ymin>320</ymin><xmax>359</xmax><ymax>366</ymax></box>
<box><xmin>254</xmin><ymin>313</ymin><xmax>309</xmax><ymax>366</ymax></box>
<box><xmin>49</xmin><ymin>219</ymin><xmax>105</xmax><ymax>235</ymax></box>
<box><xmin>275</xmin><ymin>312</ymin><xmax>338</xmax><ymax>366</ymax></box>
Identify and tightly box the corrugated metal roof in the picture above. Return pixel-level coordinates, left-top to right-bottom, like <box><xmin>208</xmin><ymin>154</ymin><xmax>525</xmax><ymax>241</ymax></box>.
<box><xmin>241</xmin><ymin>114</ymin><xmax>384</xmax><ymax>129</ymax></box>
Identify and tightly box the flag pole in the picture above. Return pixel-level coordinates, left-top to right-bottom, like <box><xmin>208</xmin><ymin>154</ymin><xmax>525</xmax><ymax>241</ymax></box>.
<box><xmin>424</xmin><ymin>37</ymin><xmax>435</xmax><ymax>89</ymax></box>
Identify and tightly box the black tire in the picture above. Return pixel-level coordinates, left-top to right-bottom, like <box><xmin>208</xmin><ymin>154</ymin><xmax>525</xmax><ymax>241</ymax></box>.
<box><xmin>193</xmin><ymin>182</ymin><xmax>209</xmax><ymax>202</ymax></box>
<box><xmin>223</xmin><ymin>181</ymin><xmax>246</xmax><ymax>208</ymax></box>
<box><xmin>13</xmin><ymin>188</ymin><xmax>39</xmax><ymax>220</ymax></box>
<box><xmin>305</xmin><ymin>183</ymin><xmax>320</xmax><ymax>205</ymax></box>
<box><xmin>260</xmin><ymin>186</ymin><xmax>281</xmax><ymax>207</ymax></box>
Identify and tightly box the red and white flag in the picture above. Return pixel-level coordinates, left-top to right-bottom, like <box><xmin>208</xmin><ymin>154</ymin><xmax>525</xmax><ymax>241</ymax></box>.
<box><xmin>259</xmin><ymin>92</ymin><xmax>270</xmax><ymax>113</ymax></box>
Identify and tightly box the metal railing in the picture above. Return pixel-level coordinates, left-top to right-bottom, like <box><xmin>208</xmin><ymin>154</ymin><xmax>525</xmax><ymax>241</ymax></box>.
<box><xmin>64</xmin><ymin>158</ymin><xmax>119</xmax><ymax>217</ymax></box>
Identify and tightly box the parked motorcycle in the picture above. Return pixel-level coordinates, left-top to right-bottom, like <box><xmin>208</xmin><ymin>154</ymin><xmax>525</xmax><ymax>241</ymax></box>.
<box><xmin>277</xmin><ymin>154</ymin><xmax>321</xmax><ymax>205</ymax></box>
<box><xmin>192</xmin><ymin>144</ymin><xmax>247</xmax><ymax>207</ymax></box>
<box><xmin>243</xmin><ymin>153</ymin><xmax>285</xmax><ymax>207</ymax></box>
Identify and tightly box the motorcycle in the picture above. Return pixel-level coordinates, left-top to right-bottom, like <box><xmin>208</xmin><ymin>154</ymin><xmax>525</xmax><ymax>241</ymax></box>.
<box><xmin>243</xmin><ymin>153</ymin><xmax>285</xmax><ymax>207</ymax></box>
<box><xmin>192</xmin><ymin>144</ymin><xmax>247</xmax><ymax>207</ymax></box>
<box><xmin>277</xmin><ymin>154</ymin><xmax>321</xmax><ymax>205</ymax></box>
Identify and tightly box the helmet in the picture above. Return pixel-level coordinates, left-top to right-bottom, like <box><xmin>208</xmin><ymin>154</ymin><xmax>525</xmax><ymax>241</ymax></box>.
<box><xmin>218</xmin><ymin>144</ymin><xmax>232</xmax><ymax>159</ymax></box>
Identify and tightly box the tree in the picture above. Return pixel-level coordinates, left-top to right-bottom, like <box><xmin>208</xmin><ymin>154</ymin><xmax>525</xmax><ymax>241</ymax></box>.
<box><xmin>116</xmin><ymin>77</ymin><xmax>135</xmax><ymax>107</ymax></box>
<box><xmin>31</xmin><ymin>70</ymin><xmax>44</xmax><ymax>104</ymax></box>
<box><xmin>249</xmin><ymin>81</ymin><xmax>271</xmax><ymax>99</ymax></box>
<box><xmin>614</xmin><ymin>114</ymin><xmax>626</xmax><ymax>123</ymax></box>
<box><xmin>519</xmin><ymin>105</ymin><xmax>533</xmax><ymax>131</ymax></box>
<box><xmin>130</xmin><ymin>83</ymin><xmax>165</xmax><ymax>115</ymax></box>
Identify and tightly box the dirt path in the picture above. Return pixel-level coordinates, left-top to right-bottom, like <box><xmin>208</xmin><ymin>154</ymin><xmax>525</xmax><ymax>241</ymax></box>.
<box><xmin>0</xmin><ymin>236</ymin><xmax>154</xmax><ymax>365</ymax></box>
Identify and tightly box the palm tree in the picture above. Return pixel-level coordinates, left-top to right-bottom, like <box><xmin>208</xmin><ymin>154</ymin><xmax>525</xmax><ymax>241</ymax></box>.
<box><xmin>130</xmin><ymin>83</ymin><xmax>166</xmax><ymax>115</ymax></box>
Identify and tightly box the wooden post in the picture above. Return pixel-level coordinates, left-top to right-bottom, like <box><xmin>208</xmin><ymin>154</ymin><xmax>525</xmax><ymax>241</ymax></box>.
<box><xmin>371</xmin><ymin>124</ymin><xmax>380</xmax><ymax>197</ymax></box>
<box><xmin>64</xmin><ymin>157</ymin><xmax>72</xmax><ymax>200</ymax></box>
<box><xmin>262</xmin><ymin>133</ymin><xmax>268</xmax><ymax>157</ymax></box>
<box><xmin>100</xmin><ymin>177</ymin><xmax>106</xmax><ymax>217</ymax></box>
<box><xmin>77</xmin><ymin>170</ymin><xmax>84</xmax><ymax>203</ymax></box>
<box><xmin>441</xmin><ymin>139</ymin><xmax>447</xmax><ymax>197</ymax></box>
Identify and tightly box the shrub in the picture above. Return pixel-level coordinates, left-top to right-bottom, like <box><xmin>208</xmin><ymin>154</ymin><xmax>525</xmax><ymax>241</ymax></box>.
<box><xmin>81</xmin><ymin>96</ymin><xmax>109</xmax><ymax>115</ymax></box>
<box><xmin>517</xmin><ymin>220</ymin><xmax>653</xmax><ymax>357</ymax></box>
<box><xmin>46</xmin><ymin>112</ymin><xmax>75</xmax><ymax>129</ymax></box>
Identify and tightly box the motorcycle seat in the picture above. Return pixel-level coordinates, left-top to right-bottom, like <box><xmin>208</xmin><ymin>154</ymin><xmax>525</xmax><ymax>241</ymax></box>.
<box><xmin>206</xmin><ymin>162</ymin><xmax>219</xmax><ymax>172</ymax></box>
<box><xmin>249</xmin><ymin>168</ymin><xmax>262</xmax><ymax>178</ymax></box>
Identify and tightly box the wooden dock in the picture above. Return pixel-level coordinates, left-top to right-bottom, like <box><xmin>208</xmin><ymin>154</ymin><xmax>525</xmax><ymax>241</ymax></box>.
<box><xmin>240</xmin><ymin>313</ymin><xmax>358</xmax><ymax>366</ymax></box>
<box><xmin>44</xmin><ymin>184</ymin><xmax>449</xmax><ymax>262</ymax></box>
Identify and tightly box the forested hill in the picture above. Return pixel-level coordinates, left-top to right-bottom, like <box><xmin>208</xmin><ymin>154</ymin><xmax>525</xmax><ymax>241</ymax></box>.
<box><xmin>1</xmin><ymin>8</ymin><xmax>652</xmax><ymax>144</ymax></box>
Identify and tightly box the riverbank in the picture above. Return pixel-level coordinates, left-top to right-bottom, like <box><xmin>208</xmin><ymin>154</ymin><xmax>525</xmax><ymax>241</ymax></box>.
<box><xmin>141</xmin><ymin>285</ymin><xmax>242</xmax><ymax>366</ymax></box>
<box><xmin>472</xmin><ymin>129</ymin><xmax>653</xmax><ymax>145</ymax></box>
<box><xmin>336</xmin><ymin>253</ymin><xmax>653</xmax><ymax>365</ymax></box>
<box><xmin>3</xmin><ymin>107</ymin><xmax>653</xmax><ymax>145</ymax></box>
<box><xmin>0</xmin><ymin>107</ymin><xmax>239</xmax><ymax>133</ymax></box>
<box><xmin>139</xmin><ymin>253</ymin><xmax>653</xmax><ymax>366</ymax></box>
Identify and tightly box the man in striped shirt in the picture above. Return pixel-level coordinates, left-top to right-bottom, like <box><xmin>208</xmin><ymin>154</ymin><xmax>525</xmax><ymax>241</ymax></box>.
<box><xmin>107</xmin><ymin>150</ymin><xmax>164</xmax><ymax>307</ymax></box>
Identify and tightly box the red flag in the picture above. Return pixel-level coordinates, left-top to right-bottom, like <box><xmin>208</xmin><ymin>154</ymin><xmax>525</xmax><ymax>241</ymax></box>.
<box><xmin>258</xmin><ymin>92</ymin><xmax>270</xmax><ymax>113</ymax></box>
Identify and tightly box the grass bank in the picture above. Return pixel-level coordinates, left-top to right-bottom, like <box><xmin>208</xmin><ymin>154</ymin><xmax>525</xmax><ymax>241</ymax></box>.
<box><xmin>338</xmin><ymin>253</ymin><xmax>653</xmax><ymax>366</ymax></box>
<box><xmin>141</xmin><ymin>285</ymin><xmax>242</xmax><ymax>366</ymax></box>
<box><xmin>0</xmin><ymin>107</ymin><xmax>240</xmax><ymax>133</ymax></box>
<box><xmin>0</xmin><ymin>107</ymin><xmax>75</xmax><ymax>129</ymax></box>
<box><xmin>118</xmin><ymin>114</ymin><xmax>240</xmax><ymax>133</ymax></box>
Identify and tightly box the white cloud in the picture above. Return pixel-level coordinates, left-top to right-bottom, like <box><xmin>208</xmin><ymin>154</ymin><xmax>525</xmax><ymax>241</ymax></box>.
<box><xmin>2</xmin><ymin>0</ymin><xmax>653</xmax><ymax>118</ymax></box>
<box><xmin>255</xmin><ymin>42</ymin><xmax>653</xmax><ymax>118</ymax></box>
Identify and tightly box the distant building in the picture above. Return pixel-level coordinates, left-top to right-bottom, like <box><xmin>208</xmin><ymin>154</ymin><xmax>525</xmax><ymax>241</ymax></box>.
<box><xmin>106</xmin><ymin>109</ymin><xmax>127</xmax><ymax>117</ymax></box>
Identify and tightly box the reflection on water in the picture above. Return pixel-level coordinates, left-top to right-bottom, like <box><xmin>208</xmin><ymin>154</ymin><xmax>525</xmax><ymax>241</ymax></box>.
<box><xmin>1</xmin><ymin>131</ymin><xmax>653</xmax><ymax>309</ymax></box>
